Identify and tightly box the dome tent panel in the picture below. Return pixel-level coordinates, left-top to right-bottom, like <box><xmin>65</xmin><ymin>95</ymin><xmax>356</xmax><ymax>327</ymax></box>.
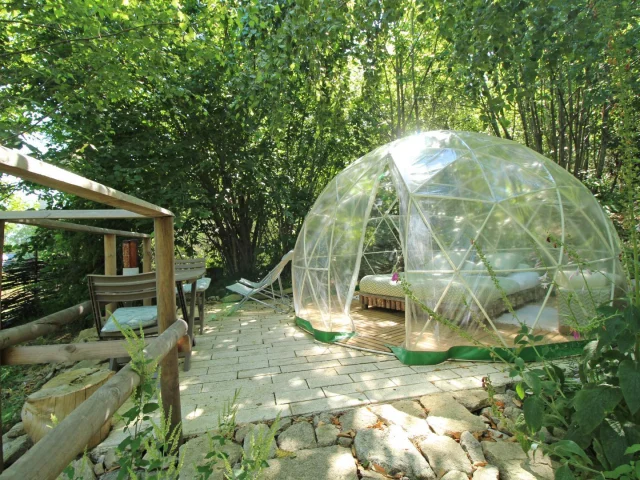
<box><xmin>292</xmin><ymin>150</ymin><xmax>386</xmax><ymax>333</ymax></box>
<box><xmin>412</xmin><ymin>196</ymin><xmax>494</xmax><ymax>260</ymax></box>
<box><xmin>474</xmin><ymin>151</ymin><xmax>556</xmax><ymax>201</ymax></box>
<box><xmin>292</xmin><ymin>131</ymin><xmax>627</xmax><ymax>364</ymax></box>
<box><xmin>412</xmin><ymin>154</ymin><xmax>494</xmax><ymax>200</ymax></box>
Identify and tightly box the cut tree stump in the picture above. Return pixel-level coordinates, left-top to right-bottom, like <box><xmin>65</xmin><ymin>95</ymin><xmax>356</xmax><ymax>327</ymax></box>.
<box><xmin>21</xmin><ymin>367</ymin><xmax>114</xmax><ymax>448</ymax></box>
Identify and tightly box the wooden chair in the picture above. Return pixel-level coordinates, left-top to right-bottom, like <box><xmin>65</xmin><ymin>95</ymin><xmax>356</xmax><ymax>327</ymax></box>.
<box><xmin>175</xmin><ymin>258</ymin><xmax>210</xmax><ymax>335</ymax></box>
<box><xmin>88</xmin><ymin>272</ymin><xmax>159</xmax><ymax>340</ymax></box>
<box><xmin>87</xmin><ymin>272</ymin><xmax>191</xmax><ymax>370</ymax></box>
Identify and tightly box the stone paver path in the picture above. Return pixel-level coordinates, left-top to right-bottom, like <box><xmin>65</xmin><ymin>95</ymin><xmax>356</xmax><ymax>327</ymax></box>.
<box><xmin>174</xmin><ymin>302</ymin><xmax>517</xmax><ymax>437</ymax></box>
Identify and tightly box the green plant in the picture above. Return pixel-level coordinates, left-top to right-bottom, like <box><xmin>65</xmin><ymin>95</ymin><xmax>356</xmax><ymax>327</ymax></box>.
<box><xmin>604</xmin><ymin>445</ymin><xmax>640</xmax><ymax>479</ymax></box>
<box><xmin>113</xmin><ymin>320</ymin><xmax>183</xmax><ymax>479</ymax></box>
<box><xmin>197</xmin><ymin>415</ymin><xmax>280</xmax><ymax>480</ymax></box>
<box><xmin>217</xmin><ymin>389</ymin><xmax>241</xmax><ymax>440</ymax></box>
<box><xmin>231</xmin><ymin>418</ymin><xmax>279</xmax><ymax>480</ymax></box>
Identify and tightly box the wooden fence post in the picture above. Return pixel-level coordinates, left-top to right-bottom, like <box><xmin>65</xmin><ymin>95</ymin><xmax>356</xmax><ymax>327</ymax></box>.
<box><xmin>103</xmin><ymin>234</ymin><xmax>117</xmax><ymax>315</ymax></box>
<box><xmin>1</xmin><ymin>220</ymin><xmax>4</xmax><ymax>473</ymax></box>
<box><xmin>154</xmin><ymin>216</ymin><xmax>182</xmax><ymax>441</ymax></box>
<box><xmin>143</xmin><ymin>237</ymin><xmax>152</xmax><ymax>306</ymax></box>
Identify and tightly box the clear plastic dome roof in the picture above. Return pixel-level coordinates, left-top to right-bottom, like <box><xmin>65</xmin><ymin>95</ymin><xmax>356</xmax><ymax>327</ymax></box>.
<box><xmin>292</xmin><ymin>131</ymin><xmax>626</xmax><ymax>362</ymax></box>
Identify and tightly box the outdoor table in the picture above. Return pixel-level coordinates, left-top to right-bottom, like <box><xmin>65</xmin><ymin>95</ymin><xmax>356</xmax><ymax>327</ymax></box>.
<box><xmin>175</xmin><ymin>267</ymin><xmax>206</xmax><ymax>347</ymax></box>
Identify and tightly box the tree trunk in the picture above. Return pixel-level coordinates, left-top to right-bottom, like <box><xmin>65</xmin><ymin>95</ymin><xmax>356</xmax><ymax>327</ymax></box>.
<box><xmin>596</xmin><ymin>103</ymin><xmax>610</xmax><ymax>178</ymax></box>
<box><xmin>22</xmin><ymin>367</ymin><xmax>114</xmax><ymax>449</ymax></box>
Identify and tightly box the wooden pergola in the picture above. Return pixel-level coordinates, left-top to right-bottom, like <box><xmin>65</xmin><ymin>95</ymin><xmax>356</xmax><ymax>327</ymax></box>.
<box><xmin>0</xmin><ymin>146</ymin><xmax>184</xmax><ymax>479</ymax></box>
<box><xmin>0</xmin><ymin>217</ymin><xmax>153</xmax><ymax>291</ymax></box>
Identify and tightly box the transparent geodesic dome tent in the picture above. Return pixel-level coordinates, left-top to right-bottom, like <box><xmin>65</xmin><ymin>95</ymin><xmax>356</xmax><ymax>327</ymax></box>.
<box><xmin>292</xmin><ymin>131</ymin><xmax>627</xmax><ymax>363</ymax></box>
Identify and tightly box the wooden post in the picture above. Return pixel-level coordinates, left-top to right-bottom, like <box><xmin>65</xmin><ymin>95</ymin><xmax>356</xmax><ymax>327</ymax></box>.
<box><xmin>103</xmin><ymin>234</ymin><xmax>117</xmax><ymax>315</ymax></box>
<box><xmin>154</xmin><ymin>216</ymin><xmax>182</xmax><ymax>441</ymax></box>
<box><xmin>1</xmin><ymin>220</ymin><xmax>4</xmax><ymax>473</ymax></box>
<box><xmin>142</xmin><ymin>238</ymin><xmax>152</xmax><ymax>306</ymax></box>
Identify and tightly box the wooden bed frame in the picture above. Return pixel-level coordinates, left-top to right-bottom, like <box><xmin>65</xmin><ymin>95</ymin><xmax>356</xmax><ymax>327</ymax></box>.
<box><xmin>360</xmin><ymin>285</ymin><xmax>546</xmax><ymax>320</ymax></box>
<box><xmin>360</xmin><ymin>293</ymin><xmax>405</xmax><ymax>311</ymax></box>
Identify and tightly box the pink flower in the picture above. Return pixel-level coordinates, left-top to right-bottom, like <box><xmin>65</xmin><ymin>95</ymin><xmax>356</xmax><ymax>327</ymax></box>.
<box><xmin>391</xmin><ymin>272</ymin><xmax>400</xmax><ymax>282</ymax></box>
<box><xmin>571</xmin><ymin>330</ymin><xmax>580</xmax><ymax>340</ymax></box>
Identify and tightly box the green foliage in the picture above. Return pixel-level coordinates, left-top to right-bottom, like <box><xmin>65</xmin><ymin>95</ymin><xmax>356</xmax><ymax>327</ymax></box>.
<box><xmin>217</xmin><ymin>389</ymin><xmax>241</xmax><ymax>441</ymax></box>
<box><xmin>499</xmin><ymin>301</ymin><xmax>639</xmax><ymax>478</ymax></box>
<box><xmin>604</xmin><ymin>445</ymin><xmax>640</xmax><ymax>480</ymax></box>
<box><xmin>196</xmin><ymin>400</ymin><xmax>280</xmax><ymax>480</ymax></box>
<box><xmin>1</xmin><ymin>0</ymin><xmax>637</xmax><ymax>309</ymax></box>
<box><xmin>113</xmin><ymin>321</ymin><xmax>182</xmax><ymax>479</ymax></box>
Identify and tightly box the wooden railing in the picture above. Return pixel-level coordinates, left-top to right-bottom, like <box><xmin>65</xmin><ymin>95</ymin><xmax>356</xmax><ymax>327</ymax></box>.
<box><xmin>0</xmin><ymin>319</ymin><xmax>188</xmax><ymax>480</ymax></box>
<box><xmin>0</xmin><ymin>145</ymin><xmax>184</xmax><ymax>476</ymax></box>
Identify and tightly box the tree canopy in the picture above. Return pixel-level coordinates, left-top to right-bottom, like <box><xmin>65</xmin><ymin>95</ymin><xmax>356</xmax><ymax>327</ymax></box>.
<box><xmin>1</xmin><ymin>0</ymin><xmax>638</xmax><ymax>283</ymax></box>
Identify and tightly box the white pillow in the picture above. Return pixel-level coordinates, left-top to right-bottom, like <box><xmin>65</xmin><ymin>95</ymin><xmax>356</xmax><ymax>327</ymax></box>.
<box><xmin>482</xmin><ymin>252</ymin><xmax>522</xmax><ymax>271</ymax></box>
<box><xmin>557</xmin><ymin>270</ymin><xmax>610</xmax><ymax>289</ymax></box>
<box><xmin>428</xmin><ymin>252</ymin><xmax>474</xmax><ymax>271</ymax></box>
<box><xmin>507</xmin><ymin>271</ymin><xmax>540</xmax><ymax>290</ymax></box>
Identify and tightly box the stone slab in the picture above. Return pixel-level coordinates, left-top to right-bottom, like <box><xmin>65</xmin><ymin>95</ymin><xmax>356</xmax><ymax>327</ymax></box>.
<box><xmin>451</xmin><ymin>389</ymin><xmax>491</xmax><ymax>412</ymax></box>
<box><xmin>179</xmin><ymin>434</ymin><xmax>243</xmax><ymax>480</ymax></box>
<box><xmin>418</xmin><ymin>434</ymin><xmax>473</xmax><ymax>478</ymax></box>
<box><xmin>261</xmin><ymin>445</ymin><xmax>358</xmax><ymax>480</ymax></box>
<box><xmin>277</xmin><ymin>421</ymin><xmax>317</xmax><ymax>451</ymax></box>
<box><xmin>354</xmin><ymin>425</ymin><xmax>435</xmax><ymax>480</ymax></box>
<box><xmin>340</xmin><ymin>407</ymin><xmax>379</xmax><ymax>432</ymax></box>
<box><xmin>316</xmin><ymin>424</ymin><xmax>339</xmax><ymax>447</ymax></box>
<box><xmin>369</xmin><ymin>400</ymin><xmax>431</xmax><ymax>439</ymax></box>
<box><xmin>420</xmin><ymin>393</ymin><xmax>487</xmax><ymax>436</ymax></box>
<box><xmin>482</xmin><ymin>441</ymin><xmax>554</xmax><ymax>480</ymax></box>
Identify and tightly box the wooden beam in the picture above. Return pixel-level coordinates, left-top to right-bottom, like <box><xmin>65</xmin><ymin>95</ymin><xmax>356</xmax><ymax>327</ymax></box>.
<box><xmin>0</xmin><ymin>302</ymin><xmax>91</xmax><ymax>350</ymax></box>
<box><xmin>9</xmin><ymin>218</ymin><xmax>150</xmax><ymax>238</ymax></box>
<box><xmin>1</xmin><ymin>335</ymin><xmax>191</xmax><ymax>365</ymax></box>
<box><xmin>154</xmin><ymin>216</ymin><xmax>182</xmax><ymax>441</ymax></box>
<box><xmin>0</xmin><ymin>320</ymin><xmax>187</xmax><ymax>480</ymax></box>
<box><xmin>0</xmin><ymin>210</ymin><xmax>145</xmax><ymax>220</ymax></box>
<box><xmin>0</xmin><ymin>220</ymin><xmax>4</xmax><ymax>473</ymax></box>
<box><xmin>142</xmin><ymin>237</ymin><xmax>153</xmax><ymax>306</ymax></box>
<box><xmin>1</xmin><ymin>340</ymin><xmax>147</xmax><ymax>365</ymax></box>
<box><xmin>0</xmin><ymin>220</ymin><xmax>5</xmax><ymax>329</ymax></box>
<box><xmin>0</xmin><ymin>146</ymin><xmax>173</xmax><ymax>218</ymax></box>
<box><xmin>103</xmin><ymin>234</ymin><xmax>117</xmax><ymax>315</ymax></box>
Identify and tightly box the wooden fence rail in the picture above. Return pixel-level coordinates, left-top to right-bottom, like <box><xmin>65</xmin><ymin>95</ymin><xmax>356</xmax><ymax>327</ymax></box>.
<box><xmin>0</xmin><ymin>319</ymin><xmax>188</xmax><ymax>480</ymax></box>
<box><xmin>0</xmin><ymin>301</ymin><xmax>91</xmax><ymax>350</ymax></box>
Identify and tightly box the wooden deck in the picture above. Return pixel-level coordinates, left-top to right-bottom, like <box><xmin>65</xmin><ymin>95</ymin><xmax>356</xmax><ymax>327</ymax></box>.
<box><xmin>335</xmin><ymin>305</ymin><xmax>405</xmax><ymax>354</ymax></box>
<box><xmin>330</xmin><ymin>301</ymin><xmax>573</xmax><ymax>354</ymax></box>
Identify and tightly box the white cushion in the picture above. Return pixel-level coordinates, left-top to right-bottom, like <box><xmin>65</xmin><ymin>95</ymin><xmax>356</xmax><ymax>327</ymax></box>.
<box><xmin>481</xmin><ymin>252</ymin><xmax>522</xmax><ymax>271</ymax></box>
<box><xmin>507</xmin><ymin>271</ymin><xmax>540</xmax><ymax>290</ymax></box>
<box><xmin>428</xmin><ymin>251</ymin><xmax>472</xmax><ymax>270</ymax></box>
<box><xmin>557</xmin><ymin>270</ymin><xmax>611</xmax><ymax>289</ymax></box>
<box><xmin>102</xmin><ymin>306</ymin><xmax>157</xmax><ymax>333</ymax></box>
<box><xmin>182</xmin><ymin>277</ymin><xmax>211</xmax><ymax>294</ymax></box>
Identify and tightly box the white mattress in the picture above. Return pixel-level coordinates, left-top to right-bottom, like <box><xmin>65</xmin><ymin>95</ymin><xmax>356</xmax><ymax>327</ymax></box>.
<box><xmin>359</xmin><ymin>271</ymin><xmax>540</xmax><ymax>300</ymax></box>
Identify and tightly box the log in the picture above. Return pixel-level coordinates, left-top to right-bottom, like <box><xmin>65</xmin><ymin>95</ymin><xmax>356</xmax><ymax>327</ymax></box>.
<box><xmin>1</xmin><ymin>220</ymin><xmax>4</xmax><ymax>473</ymax></box>
<box><xmin>0</xmin><ymin>302</ymin><xmax>91</xmax><ymax>350</ymax></box>
<box><xmin>1</xmin><ymin>319</ymin><xmax>187</xmax><ymax>480</ymax></box>
<box><xmin>22</xmin><ymin>368</ymin><xmax>114</xmax><ymax>448</ymax></box>
<box><xmin>1</xmin><ymin>335</ymin><xmax>191</xmax><ymax>365</ymax></box>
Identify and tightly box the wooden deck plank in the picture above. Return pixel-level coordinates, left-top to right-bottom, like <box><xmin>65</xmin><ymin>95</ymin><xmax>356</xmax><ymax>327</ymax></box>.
<box><xmin>335</xmin><ymin>304</ymin><xmax>406</xmax><ymax>353</ymax></box>
<box><xmin>319</xmin><ymin>300</ymin><xmax>574</xmax><ymax>354</ymax></box>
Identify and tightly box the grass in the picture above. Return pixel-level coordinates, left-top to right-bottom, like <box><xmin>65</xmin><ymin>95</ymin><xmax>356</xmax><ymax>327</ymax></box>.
<box><xmin>1</xmin><ymin>318</ymin><xmax>90</xmax><ymax>433</ymax></box>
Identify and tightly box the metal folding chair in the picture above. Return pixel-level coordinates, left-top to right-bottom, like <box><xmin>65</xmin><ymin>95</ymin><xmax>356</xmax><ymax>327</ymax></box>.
<box><xmin>225</xmin><ymin>251</ymin><xmax>293</xmax><ymax>313</ymax></box>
